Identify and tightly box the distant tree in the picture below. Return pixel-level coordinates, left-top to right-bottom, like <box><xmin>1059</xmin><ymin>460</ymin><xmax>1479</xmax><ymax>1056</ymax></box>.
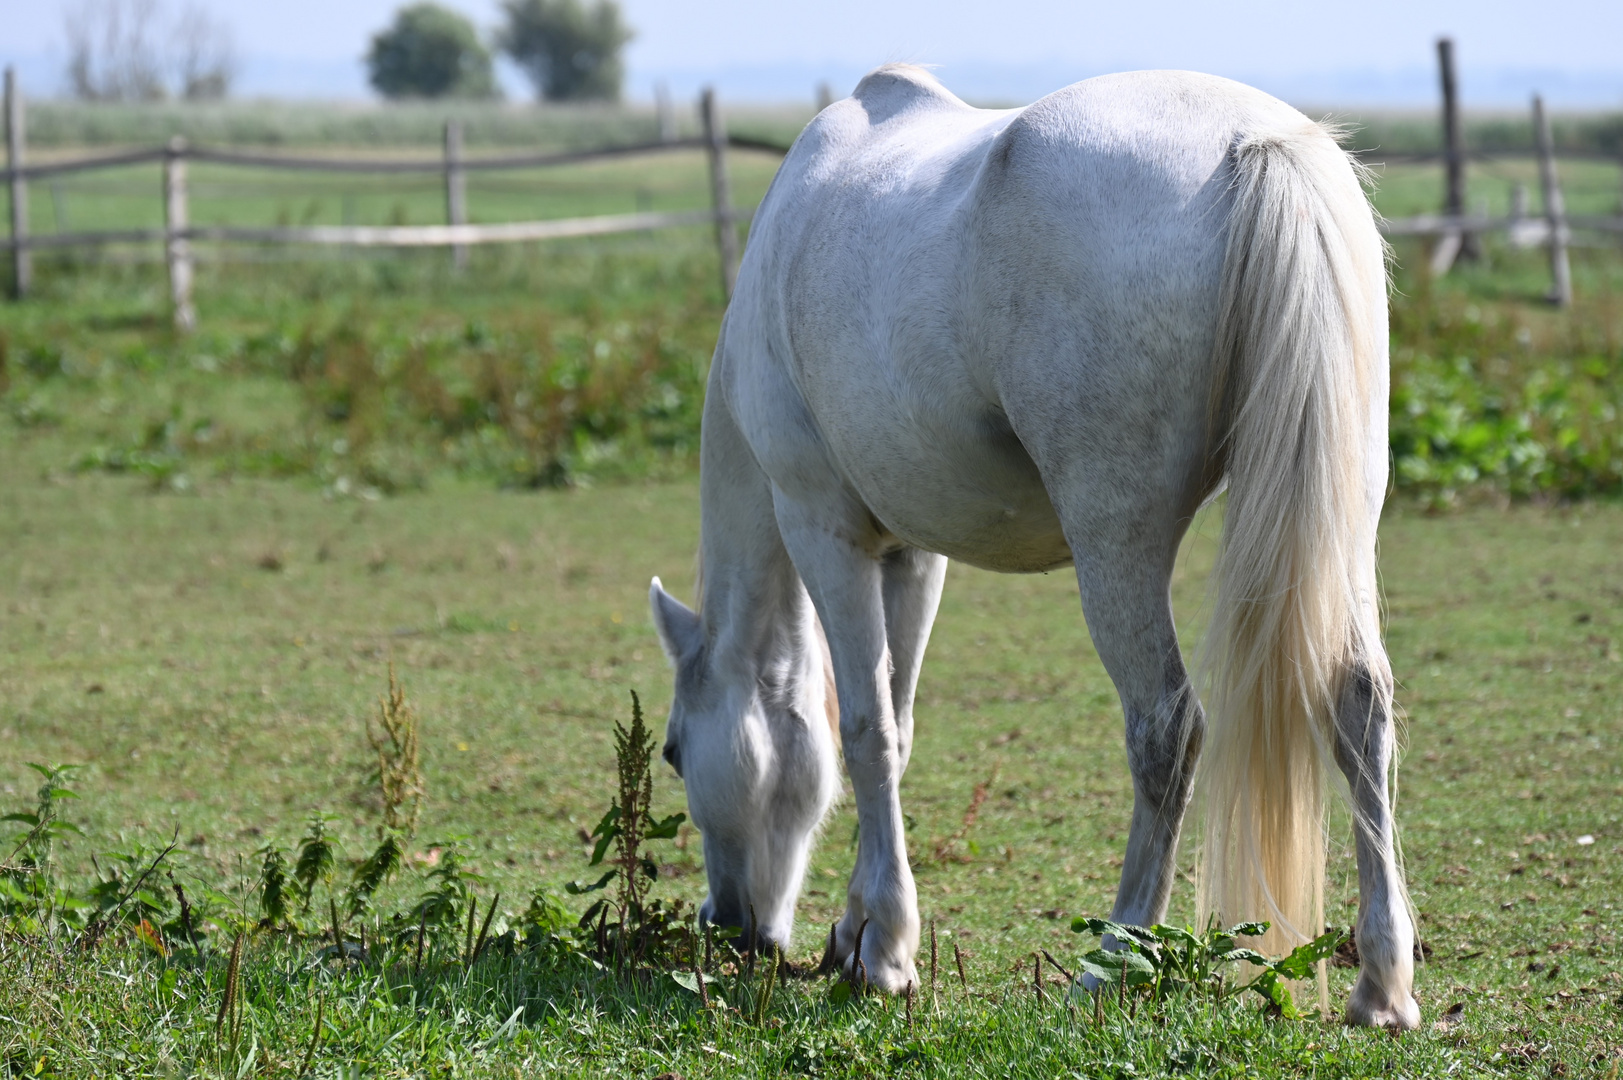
<box><xmin>63</xmin><ymin>0</ymin><xmax>235</xmax><ymax>101</ymax></box>
<box><xmin>171</xmin><ymin>3</ymin><xmax>236</xmax><ymax>100</ymax></box>
<box><xmin>497</xmin><ymin>0</ymin><xmax>633</xmax><ymax>103</ymax></box>
<box><xmin>367</xmin><ymin>3</ymin><xmax>497</xmax><ymax>100</ymax></box>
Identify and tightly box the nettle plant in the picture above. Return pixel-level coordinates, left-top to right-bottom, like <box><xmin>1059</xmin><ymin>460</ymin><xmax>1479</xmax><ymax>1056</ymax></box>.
<box><xmin>561</xmin><ymin>691</ymin><xmax>800</xmax><ymax>1026</ymax></box>
<box><xmin>0</xmin><ymin>763</ymin><xmax>89</xmax><ymax>931</ymax></box>
<box><xmin>566</xmin><ymin>690</ymin><xmax>691</xmax><ymax>970</ymax></box>
<box><xmin>1070</xmin><ymin>917</ymin><xmax>1346</xmax><ymax>1019</ymax></box>
<box><xmin>0</xmin><ymin>764</ymin><xmax>223</xmax><ymax>950</ymax></box>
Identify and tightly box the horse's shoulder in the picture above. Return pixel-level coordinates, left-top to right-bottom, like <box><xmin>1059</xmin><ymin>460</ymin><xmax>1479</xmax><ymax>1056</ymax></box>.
<box><xmin>849</xmin><ymin>64</ymin><xmax>969</xmax><ymax>124</ymax></box>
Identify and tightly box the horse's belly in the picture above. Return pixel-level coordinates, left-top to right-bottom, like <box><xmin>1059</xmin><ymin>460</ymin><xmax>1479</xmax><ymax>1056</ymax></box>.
<box><xmin>896</xmin><ymin>507</ymin><xmax>1073</xmax><ymax>574</ymax></box>
<box><xmin>850</xmin><ymin>442</ymin><xmax>1074</xmax><ymax>574</ymax></box>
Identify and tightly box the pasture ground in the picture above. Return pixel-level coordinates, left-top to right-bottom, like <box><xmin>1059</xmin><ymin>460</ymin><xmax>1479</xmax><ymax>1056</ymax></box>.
<box><xmin>2</xmin><ymin>426</ymin><xmax>1621</xmax><ymax>1075</ymax></box>
<box><xmin>1</xmin><ymin>133</ymin><xmax>1622</xmax><ymax>1075</ymax></box>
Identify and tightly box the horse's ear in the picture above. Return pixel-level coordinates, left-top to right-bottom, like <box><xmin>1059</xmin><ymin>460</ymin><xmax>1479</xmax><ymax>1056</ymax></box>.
<box><xmin>649</xmin><ymin>576</ymin><xmax>702</xmax><ymax>663</ymax></box>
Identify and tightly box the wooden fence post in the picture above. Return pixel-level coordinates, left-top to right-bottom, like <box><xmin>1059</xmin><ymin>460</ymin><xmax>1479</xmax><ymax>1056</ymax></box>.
<box><xmin>5</xmin><ymin>66</ymin><xmax>30</xmax><ymax>300</ymax></box>
<box><xmin>701</xmin><ymin>87</ymin><xmax>739</xmax><ymax>300</ymax></box>
<box><xmin>1432</xmin><ymin>37</ymin><xmax>1474</xmax><ymax>274</ymax></box>
<box><xmin>444</xmin><ymin>119</ymin><xmax>467</xmax><ymax>271</ymax></box>
<box><xmin>164</xmin><ymin>136</ymin><xmax>196</xmax><ymax>331</ymax></box>
<box><xmin>1532</xmin><ymin>94</ymin><xmax>1572</xmax><ymax>307</ymax></box>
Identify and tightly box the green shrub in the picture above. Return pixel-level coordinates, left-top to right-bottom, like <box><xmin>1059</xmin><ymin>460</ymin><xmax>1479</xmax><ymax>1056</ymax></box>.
<box><xmin>1389</xmin><ymin>289</ymin><xmax>1623</xmax><ymax>504</ymax></box>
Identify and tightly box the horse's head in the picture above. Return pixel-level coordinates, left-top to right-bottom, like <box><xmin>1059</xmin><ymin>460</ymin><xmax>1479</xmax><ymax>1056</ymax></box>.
<box><xmin>648</xmin><ymin>575</ymin><xmax>840</xmax><ymax>951</ymax></box>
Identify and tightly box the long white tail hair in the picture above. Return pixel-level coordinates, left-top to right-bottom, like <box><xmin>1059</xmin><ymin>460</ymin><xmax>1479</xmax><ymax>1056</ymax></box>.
<box><xmin>1197</xmin><ymin>120</ymin><xmax>1399</xmax><ymax>961</ymax></box>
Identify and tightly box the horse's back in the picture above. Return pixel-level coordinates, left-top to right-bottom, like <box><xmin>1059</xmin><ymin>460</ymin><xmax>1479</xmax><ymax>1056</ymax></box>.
<box><xmin>726</xmin><ymin>66</ymin><xmax>1325</xmax><ymax>570</ymax></box>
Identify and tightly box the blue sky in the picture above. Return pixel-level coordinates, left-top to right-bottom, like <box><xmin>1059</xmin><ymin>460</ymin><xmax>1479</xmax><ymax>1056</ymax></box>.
<box><xmin>3</xmin><ymin>0</ymin><xmax>1622</xmax><ymax>107</ymax></box>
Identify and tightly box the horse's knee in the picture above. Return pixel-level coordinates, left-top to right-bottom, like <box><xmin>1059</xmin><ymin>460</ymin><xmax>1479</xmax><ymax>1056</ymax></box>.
<box><xmin>1123</xmin><ymin>683</ymin><xmax>1204</xmax><ymax>811</ymax></box>
<box><xmin>1333</xmin><ymin>662</ymin><xmax>1395</xmax><ymax>782</ymax></box>
<box><xmin>839</xmin><ymin>711</ymin><xmax>899</xmax><ymax>769</ymax></box>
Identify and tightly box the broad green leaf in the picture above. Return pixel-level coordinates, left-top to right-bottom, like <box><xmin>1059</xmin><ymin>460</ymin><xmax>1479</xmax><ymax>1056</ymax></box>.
<box><xmin>1070</xmin><ymin>917</ymin><xmax>1158</xmax><ymax>949</ymax></box>
<box><xmin>1245</xmin><ymin>969</ymin><xmax>1300</xmax><ymax>1019</ymax></box>
<box><xmin>668</xmin><ymin>970</ymin><xmax>725</xmax><ymax>1007</ymax></box>
<box><xmin>1078</xmin><ymin>948</ymin><xmax>1157</xmax><ymax>987</ymax></box>
<box><xmin>588</xmin><ymin>826</ymin><xmax>618</xmax><ymax>867</ymax></box>
<box><xmin>645</xmin><ymin>812</ymin><xmax>686</xmax><ymax>840</ymax></box>
<box><xmin>1225</xmin><ymin>921</ymin><xmax>1272</xmax><ymax>939</ymax></box>
<box><xmin>1272</xmin><ymin>928</ymin><xmax>1345</xmax><ymax>980</ymax></box>
<box><xmin>564</xmin><ymin>870</ymin><xmax>615</xmax><ymax>895</ymax></box>
<box><xmin>588</xmin><ymin>806</ymin><xmax>621</xmax><ymax>837</ymax></box>
<box><xmin>1</xmin><ymin>813</ymin><xmax>40</xmax><ymax>826</ymax></box>
<box><xmin>1149</xmin><ymin>925</ymin><xmax>1201</xmax><ymax>948</ymax></box>
<box><xmin>577</xmin><ymin>898</ymin><xmax>606</xmax><ymax>927</ymax></box>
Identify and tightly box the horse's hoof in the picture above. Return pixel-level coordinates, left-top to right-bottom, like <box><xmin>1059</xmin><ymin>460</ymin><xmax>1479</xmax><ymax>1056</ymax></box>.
<box><xmin>855</xmin><ymin>958</ymin><xmax>919</xmax><ymax>995</ymax></box>
<box><xmin>1345</xmin><ymin>976</ymin><xmax>1420</xmax><ymax>1030</ymax></box>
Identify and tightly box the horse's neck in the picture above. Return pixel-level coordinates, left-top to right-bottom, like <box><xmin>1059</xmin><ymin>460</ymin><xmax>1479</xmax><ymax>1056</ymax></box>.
<box><xmin>696</xmin><ymin>391</ymin><xmax>818</xmax><ymax>698</ymax></box>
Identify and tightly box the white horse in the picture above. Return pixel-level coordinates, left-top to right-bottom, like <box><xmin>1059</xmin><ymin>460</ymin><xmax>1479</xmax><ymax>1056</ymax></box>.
<box><xmin>649</xmin><ymin>64</ymin><xmax>1418</xmax><ymax>1029</ymax></box>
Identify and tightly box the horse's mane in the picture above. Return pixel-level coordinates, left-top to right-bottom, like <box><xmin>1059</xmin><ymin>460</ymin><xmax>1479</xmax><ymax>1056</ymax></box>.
<box><xmin>691</xmin><ymin>535</ymin><xmax>838</xmax><ymax>744</ymax></box>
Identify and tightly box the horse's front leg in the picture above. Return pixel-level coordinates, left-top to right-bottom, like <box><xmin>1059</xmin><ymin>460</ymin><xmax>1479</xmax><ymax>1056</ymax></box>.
<box><xmin>881</xmin><ymin>547</ymin><xmax>947</xmax><ymax>773</ymax></box>
<box><xmin>776</xmin><ymin>497</ymin><xmax>920</xmax><ymax>993</ymax></box>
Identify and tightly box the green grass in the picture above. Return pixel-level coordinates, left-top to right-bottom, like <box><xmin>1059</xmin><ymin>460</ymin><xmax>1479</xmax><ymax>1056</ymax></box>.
<box><xmin>23</xmin><ymin>148</ymin><xmax>790</xmax><ymax>237</ymax></box>
<box><xmin>2</xmin><ymin>418</ymin><xmax>1621</xmax><ymax>1073</ymax></box>
<box><xmin>1370</xmin><ymin>158</ymin><xmax>1623</xmax><ymax>219</ymax></box>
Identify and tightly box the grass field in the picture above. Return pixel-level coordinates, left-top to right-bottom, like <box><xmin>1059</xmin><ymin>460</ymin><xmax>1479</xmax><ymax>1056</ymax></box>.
<box><xmin>3</xmin><ymin>416</ymin><xmax>1622</xmax><ymax>1075</ymax></box>
<box><xmin>1</xmin><ymin>112</ymin><xmax>1622</xmax><ymax>1075</ymax></box>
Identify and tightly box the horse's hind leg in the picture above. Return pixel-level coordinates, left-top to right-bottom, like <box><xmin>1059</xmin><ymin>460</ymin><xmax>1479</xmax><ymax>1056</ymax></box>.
<box><xmin>1071</xmin><ymin>532</ymin><xmax>1205</xmax><ymax>931</ymax></box>
<box><xmin>1335</xmin><ymin>661</ymin><xmax>1420</xmax><ymax>1029</ymax></box>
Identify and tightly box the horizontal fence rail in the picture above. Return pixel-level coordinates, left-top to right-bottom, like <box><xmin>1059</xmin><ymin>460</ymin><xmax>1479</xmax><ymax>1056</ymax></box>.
<box><xmin>1380</xmin><ymin>213</ymin><xmax>1623</xmax><ymax>237</ymax></box>
<box><xmin>2</xmin><ymin>69</ymin><xmax>793</xmax><ymax>322</ymax></box>
<box><xmin>1351</xmin><ymin>148</ymin><xmax>1623</xmax><ymax>165</ymax></box>
<box><xmin>2</xmin><ymin>208</ymin><xmax>754</xmax><ymax>250</ymax></box>
<box><xmin>0</xmin><ymin>135</ymin><xmax>795</xmax><ymax>183</ymax></box>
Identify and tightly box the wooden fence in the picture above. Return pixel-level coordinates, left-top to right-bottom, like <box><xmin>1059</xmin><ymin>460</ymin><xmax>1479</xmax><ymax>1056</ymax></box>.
<box><xmin>6</xmin><ymin>58</ymin><xmax>1623</xmax><ymax>325</ymax></box>
<box><xmin>2</xmin><ymin>71</ymin><xmax>782</xmax><ymax>327</ymax></box>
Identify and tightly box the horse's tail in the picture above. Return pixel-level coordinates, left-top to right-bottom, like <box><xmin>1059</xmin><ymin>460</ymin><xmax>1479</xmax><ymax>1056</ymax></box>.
<box><xmin>1197</xmin><ymin>121</ymin><xmax>1393</xmax><ymax>962</ymax></box>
